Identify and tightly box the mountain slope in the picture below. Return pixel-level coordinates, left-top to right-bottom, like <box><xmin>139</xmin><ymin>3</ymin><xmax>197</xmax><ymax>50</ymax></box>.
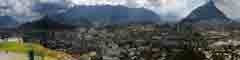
<box><xmin>19</xmin><ymin>16</ymin><xmax>76</xmax><ymax>31</ymax></box>
<box><xmin>178</xmin><ymin>1</ymin><xmax>233</xmax><ymax>31</ymax></box>
<box><xmin>48</xmin><ymin>5</ymin><xmax>161</xmax><ymax>27</ymax></box>
<box><xmin>0</xmin><ymin>16</ymin><xmax>19</xmax><ymax>29</ymax></box>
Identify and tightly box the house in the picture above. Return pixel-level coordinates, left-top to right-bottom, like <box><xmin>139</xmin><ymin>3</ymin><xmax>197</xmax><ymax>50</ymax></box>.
<box><xmin>0</xmin><ymin>32</ymin><xmax>23</xmax><ymax>43</ymax></box>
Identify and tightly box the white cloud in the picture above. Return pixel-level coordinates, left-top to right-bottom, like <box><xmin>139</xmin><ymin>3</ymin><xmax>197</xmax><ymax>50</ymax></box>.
<box><xmin>0</xmin><ymin>0</ymin><xmax>42</xmax><ymax>23</ymax></box>
<box><xmin>214</xmin><ymin>0</ymin><xmax>240</xmax><ymax>20</ymax></box>
<box><xmin>69</xmin><ymin>0</ymin><xmax>127</xmax><ymax>6</ymax></box>
<box><xmin>0</xmin><ymin>0</ymin><xmax>211</xmax><ymax>28</ymax></box>
<box><xmin>3</xmin><ymin>0</ymin><xmax>240</xmax><ymax>25</ymax></box>
<box><xmin>0</xmin><ymin>0</ymin><xmax>71</xmax><ymax>25</ymax></box>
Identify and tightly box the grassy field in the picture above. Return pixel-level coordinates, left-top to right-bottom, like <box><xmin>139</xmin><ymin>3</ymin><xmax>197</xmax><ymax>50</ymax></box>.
<box><xmin>0</xmin><ymin>41</ymin><xmax>72</xmax><ymax>60</ymax></box>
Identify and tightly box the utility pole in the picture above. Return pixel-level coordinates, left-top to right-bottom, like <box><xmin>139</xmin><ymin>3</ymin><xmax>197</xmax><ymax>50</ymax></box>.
<box><xmin>28</xmin><ymin>49</ymin><xmax>35</xmax><ymax>60</ymax></box>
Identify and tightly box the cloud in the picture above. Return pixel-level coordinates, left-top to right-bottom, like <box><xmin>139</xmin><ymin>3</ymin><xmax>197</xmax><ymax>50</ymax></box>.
<box><xmin>0</xmin><ymin>0</ymin><xmax>210</xmax><ymax>28</ymax></box>
<box><xmin>0</xmin><ymin>0</ymin><xmax>209</xmax><ymax>22</ymax></box>
<box><xmin>213</xmin><ymin>0</ymin><xmax>240</xmax><ymax>20</ymax></box>
<box><xmin>0</xmin><ymin>0</ymin><xmax>72</xmax><ymax>28</ymax></box>
<box><xmin>0</xmin><ymin>0</ymin><xmax>42</xmax><ymax>25</ymax></box>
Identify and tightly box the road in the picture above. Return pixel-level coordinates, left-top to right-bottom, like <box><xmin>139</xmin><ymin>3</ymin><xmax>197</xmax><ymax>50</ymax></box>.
<box><xmin>0</xmin><ymin>52</ymin><xmax>28</xmax><ymax>60</ymax></box>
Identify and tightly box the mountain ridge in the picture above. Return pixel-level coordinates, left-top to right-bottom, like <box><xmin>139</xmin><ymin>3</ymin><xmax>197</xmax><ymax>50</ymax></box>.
<box><xmin>177</xmin><ymin>0</ymin><xmax>235</xmax><ymax>31</ymax></box>
<box><xmin>48</xmin><ymin>5</ymin><xmax>162</xmax><ymax>27</ymax></box>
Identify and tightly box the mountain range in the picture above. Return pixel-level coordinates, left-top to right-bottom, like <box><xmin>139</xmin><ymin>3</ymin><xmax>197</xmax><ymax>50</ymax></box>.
<box><xmin>0</xmin><ymin>0</ymin><xmax>239</xmax><ymax>31</ymax></box>
<box><xmin>48</xmin><ymin>5</ymin><xmax>161</xmax><ymax>27</ymax></box>
<box><xmin>18</xmin><ymin>16</ymin><xmax>77</xmax><ymax>31</ymax></box>
<box><xmin>0</xmin><ymin>16</ymin><xmax>19</xmax><ymax>29</ymax></box>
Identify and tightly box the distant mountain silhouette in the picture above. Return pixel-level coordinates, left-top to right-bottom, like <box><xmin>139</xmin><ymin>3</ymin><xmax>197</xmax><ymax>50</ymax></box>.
<box><xmin>48</xmin><ymin>5</ymin><xmax>161</xmax><ymax>27</ymax></box>
<box><xmin>0</xmin><ymin>16</ymin><xmax>19</xmax><ymax>28</ymax></box>
<box><xmin>178</xmin><ymin>1</ymin><xmax>233</xmax><ymax>31</ymax></box>
<box><xmin>183</xmin><ymin>0</ymin><xmax>228</xmax><ymax>20</ymax></box>
<box><xmin>19</xmin><ymin>16</ymin><xmax>76</xmax><ymax>31</ymax></box>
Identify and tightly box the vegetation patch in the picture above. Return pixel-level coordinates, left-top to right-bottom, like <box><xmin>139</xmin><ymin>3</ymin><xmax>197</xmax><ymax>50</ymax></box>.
<box><xmin>0</xmin><ymin>42</ymin><xmax>72</xmax><ymax>59</ymax></box>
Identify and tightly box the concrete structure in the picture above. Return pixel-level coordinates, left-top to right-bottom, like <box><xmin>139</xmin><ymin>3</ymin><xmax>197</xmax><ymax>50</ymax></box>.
<box><xmin>0</xmin><ymin>32</ymin><xmax>23</xmax><ymax>43</ymax></box>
